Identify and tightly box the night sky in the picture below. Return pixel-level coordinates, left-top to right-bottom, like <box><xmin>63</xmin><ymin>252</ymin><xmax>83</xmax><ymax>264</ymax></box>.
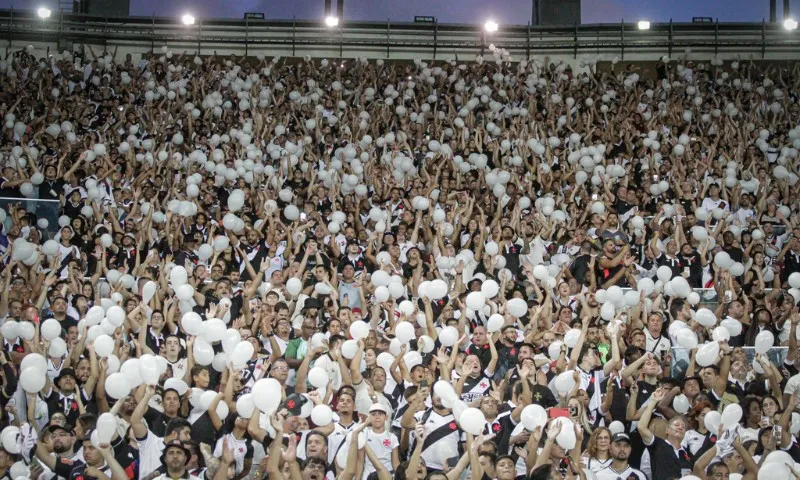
<box><xmin>5</xmin><ymin>0</ymin><xmax>799</xmax><ymax>25</ymax></box>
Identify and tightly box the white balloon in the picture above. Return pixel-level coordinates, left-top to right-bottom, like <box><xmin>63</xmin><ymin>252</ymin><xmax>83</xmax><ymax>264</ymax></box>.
<box><xmin>439</xmin><ymin>326</ymin><xmax>459</xmax><ymax>347</ymax></box>
<box><xmin>169</xmin><ymin>266</ymin><xmax>188</xmax><ymax>287</ymax></box>
<box><xmin>656</xmin><ymin>266</ymin><xmax>673</xmax><ymax>282</ymax></box>
<box><xmin>696</xmin><ymin>342</ymin><xmax>720</xmax><ymax>367</ymax></box>
<box><xmin>121</xmin><ymin>359</ymin><xmax>143</xmax><ymax>388</ymax></box>
<box><xmin>251</xmin><ymin>378</ymin><xmax>282</xmax><ymax>414</ymax></box>
<box><xmin>142</xmin><ymin>281</ymin><xmax>157</xmax><ymax>305</ymax></box>
<box><xmin>341</xmin><ymin>340</ymin><xmax>359</xmax><ymax>359</ymax></box>
<box><xmin>94</xmin><ymin>335</ymin><xmax>115</xmax><ymax>357</ymax></box>
<box><xmin>181</xmin><ymin>312</ymin><xmax>203</xmax><ymax>335</ymax></box>
<box><xmin>555</xmin><ymin>370</ymin><xmax>576</xmax><ymax>394</ymax></box>
<box><xmin>311</xmin><ymin>404</ymin><xmax>333</xmax><ymax>426</ymax></box>
<box><xmin>350</xmin><ymin>321</ymin><xmax>370</xmax><ymax>340</ymax></box>
<box><xmin>600</xmin><ymin>302</ymin><xmax>616</xmax><ymax>321</ymax></box>
<box><xmin>487</xmin><ymin>314</ymin><xmax>505</xmax><ymax>333</ymax></box>
<box><xmin>19</xmin><ymin>367</ymin><xmax>45</xmax><ymax>393</ymax></box>
<box><xmin>106</xmin><ymin>306</ymin><xmax>126</xmax><ymax>326</ymax></box>
<box><xmin>308</xmin><ymin>367</ymin><xmax>329</xmax><ymax>389</ymax></box>
<box><xmin>520</xmin><ymin>404</ymin><xmax>548</xmax><ymax>431</ymax></box>
<box><xmin>721</xmin><ymin>403</ymin><xmax>743</xmax><ymax>430</ymax></box>
<box><xmin>96</xmin><ymin>413</ymin><xmax>118</xmax><ymax>443</ymax></box>
<box><xmin>286</xmin><ymin>278</ymin><xmax>303</xmax><ymax>296</ymax></box>
<box><xmin>712</xmin><ymin>326</ymin><xmax>731</xmax><ymax>342</ymax></box>
<box><xmin>608</xmin><ymin>421</ymin><xmax>624</xmax><ymax>435</ymax></box>
<box><xmin>396</xmin><ymin>322</ymin><xmax>416</xmax><ymax>343</ymax></box>
<box><xmin>0</xmin><ymin>427</ymin><xmax>19</xmax><ymax>454</ymax></box>
<box><xmin>104</xmin><ymin>372</ymin><xmax>131</xmax><ymax>399</ymax></box>
<box><xmin>230</xmin><ymin>342</ymin><xmax>254</xmax><ymax>366</ymax></box>
<box><xmin>458</xmin><ymin>407</ymin><xmax>485</xmax><ymax>435</ymax></box>
<box><xmin>704</xmin><ymin>410</ymin><xmax>722</xmax><ymax>434</ymax></box>
<box><xmin>754</xmin><ymin>330</ymin><xmax>774</xmax><ymax>354</ymax></box>
<box><xmin>40</xmin><ymin>319</ymin><xmax>61</xmax><ymax>341</ymax></box>
<box><xmin>506</xmin><ymin>298</ymin><xmax>528</xmax><ymax>317</ymax></box>
<box><xmin>481</xmin><ymin>280</ymin><xmax>500</xmax><ymax>298</ymax></box>
<box><xmin>676</xmin><ymin>329</ymin><xmax>698</xmax><ymax>349</ymax></box>
<box><xmin>673</xmin><ymin>394</ymin><xmax>690</xmax><ymax>414</ymax></box>
<box><xmin>48</xmin><ymin>338</ymin><xmax>67</xmax><ymax>357</ymax></box>
<box><xmin>564</xmin><ymin>329</ymin><xmax>582</xmax><ymax>348</ymax></box>
<box><xmin>555</xmin><ymin>418</ymin><xmax>577</xmax><ymax>449</ymax></box>
<box><xmin>694</xmin><ymin>308</ymin><xmax>717</xmax><ymax>327</ymax></box>
<box><xmin>21</xmin><ymin>354</ymin><xmax>47</xmax><ymax>374</ymax></box>
<box><xmin>721</xmin><ymin>318</ymin><xmax>743</xmax><ymax>337</ymax></box>
<box><xmin>466</xmin><ymin>292</ymin><xmax>486</xmax><ymax>311</ymax></box>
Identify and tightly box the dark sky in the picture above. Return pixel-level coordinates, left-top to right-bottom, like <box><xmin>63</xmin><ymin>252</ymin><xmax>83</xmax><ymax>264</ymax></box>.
<box><xmin>7</xmin><ymin>0</ymin><xmax>799</xmax><ymax>24</ymax></box>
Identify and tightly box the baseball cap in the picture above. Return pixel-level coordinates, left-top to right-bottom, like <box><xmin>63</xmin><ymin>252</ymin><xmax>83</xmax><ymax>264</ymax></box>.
<box><xmin>368</xmin><ymin>403</ymin><xmax>388</xmax><ymax>414</ymax></box>
<box><xmin>45</xmin><ymin>424</ymin><xmax>74</xmax><ymax>436</ymax></box>
<box><xmin>611</xmin><ymin>433</ymin><xmax>631</xmax><ymax>444</ymax></box>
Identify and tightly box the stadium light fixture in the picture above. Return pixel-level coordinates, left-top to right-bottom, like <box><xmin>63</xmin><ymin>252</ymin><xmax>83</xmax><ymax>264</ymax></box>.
<box><xmin>637</xmin><ymin>20</ymin><xmax>651</xmax><ymax>30</ymax></box>
<box><xmin>325</xmin><ymin>15</ymin><xmax>339</xmax><ymax>27</ymax></box>
<box><xmin>182</xmin><ymin>14</ymin><xmax>196</xmax><ymax>26</ymax></box>
<box><xmin>37</xmin><ymin>7</ymin><xmax>52</xmax><ymax>19</ymax></box>
<box><xmin>784</xmin><ymin>18</ymin><xmax>798</xmax><ymax>30</ymax></box>
<box><xmin>484</xmin><ymin>20</ymin><xmax>499</xmax><ymax>32</ymax></box>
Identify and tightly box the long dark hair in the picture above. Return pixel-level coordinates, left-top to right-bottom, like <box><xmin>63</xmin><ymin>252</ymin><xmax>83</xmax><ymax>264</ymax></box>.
<box><xmin>744</xmin><ymin>308</ymin><xmax>776</xmax><ymax>346</ymax></box>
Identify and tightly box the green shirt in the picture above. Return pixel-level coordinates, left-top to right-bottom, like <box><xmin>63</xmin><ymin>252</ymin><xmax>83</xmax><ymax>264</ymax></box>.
<box><xmin>285</xmin><ymin>337</ymin><xmax>309</xmax><ymax>360</ymax></box>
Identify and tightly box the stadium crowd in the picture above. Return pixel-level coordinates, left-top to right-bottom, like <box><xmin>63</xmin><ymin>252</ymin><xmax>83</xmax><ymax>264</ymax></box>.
<box><xmin>0</xmin><ymin>40</ymin><xmax>796</xmax><ymax>480</ymax></box>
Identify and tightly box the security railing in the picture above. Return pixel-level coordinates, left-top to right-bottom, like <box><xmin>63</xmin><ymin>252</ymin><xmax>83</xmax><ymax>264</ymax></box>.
<box><xmin>0</xmin><ymin>9</ymin><xmax>799</xmax><ymax>61</ymax></box>
<box><xmin>670</xmin><ymin>346</ymin><xmax>788</xmax><ymax>379</ymax></box>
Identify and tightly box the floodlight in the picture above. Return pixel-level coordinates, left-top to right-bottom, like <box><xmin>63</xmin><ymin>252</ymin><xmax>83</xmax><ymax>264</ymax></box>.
<box><xmin>325</xmin><ymin>16</ymin><xmax>339</xmax><ymax>27</ymax></box>
<box><xmin>637</xmin><ymin>20</ymin><xmax>651</xmax><ymax>30</ymax></box>
<box><xmin>784</xmin><ymin>18</ymin><xmax>798</xmax><ymax>30</ymax></box>
<box><xmin>182</xmin><ymin>14</ymin><xmax>196</xmax><ymax>26</ymax></box>
<box><xmin>37</xmin><ymin>7</ymin><xmax>51</xmax><ymax>19</ymax></box>
<box><xmin>484</xmin><ymin>20</ymin><xmax>499</xmax><ymax>32</ymax></box>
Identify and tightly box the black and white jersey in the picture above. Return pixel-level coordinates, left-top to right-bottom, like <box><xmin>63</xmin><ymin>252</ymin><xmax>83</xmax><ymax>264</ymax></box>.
<box><xmin>411</xmin><ymin>409</ymin><xmax>465</xmax><ymax>471</ymax></box>
<box><xmin>595</xmin><ymin>464</ymin><xmax>647</xmax><ymax>480</ymax></box>
<box><xmin>459</xmin><ymin>370</ymin><xmax>494</xmax><ymax>403</ymax></box>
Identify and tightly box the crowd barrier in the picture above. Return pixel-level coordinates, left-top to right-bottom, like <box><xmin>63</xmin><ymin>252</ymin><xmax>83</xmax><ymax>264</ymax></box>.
<box><xmin>670</xmin><ymin>346</ymin><xmax>788</xmax><ymax>379</ymax></box>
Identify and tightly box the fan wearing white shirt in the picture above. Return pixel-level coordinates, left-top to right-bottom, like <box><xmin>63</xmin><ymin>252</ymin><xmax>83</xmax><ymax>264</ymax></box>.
<box><xmin>357</xmin><ymin>404</ymin><xmax>399</xmax><ymax>480</ymax></box>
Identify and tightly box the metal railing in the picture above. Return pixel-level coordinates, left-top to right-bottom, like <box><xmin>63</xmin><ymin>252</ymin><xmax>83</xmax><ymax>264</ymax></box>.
<box><xmin>1</xmin><ymin>9</ymin><xmax>799</xmax><ymax>60</ymax></box>
<box><xmin>670</xmin><ymin>346</ymin><xmax>787</xmax><ymax>379</ymax></box>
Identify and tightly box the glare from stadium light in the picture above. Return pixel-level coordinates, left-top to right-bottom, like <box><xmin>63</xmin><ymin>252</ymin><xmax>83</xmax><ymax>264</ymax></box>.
<box><xmin>784</xmin><ymin>18</ymin><xmax>798</xmax><ymax>30</ymax></box>
<box><xmin>637</xmin><ymin>20</ymin><xmax>651</xmax><ymax>30</ymax></box>
<box><xmin>182</xmin><ymin>14</ymin><xmax>196</xmax><ymax>26</ymax></box>
<box><xmin>484</xmin><ymin>20</ymin><xmax>499</xmax><ymax>32</ymax></box>
<box><xmin>37</xmin><ymin>7</ymin><xmax>51</xmax><ymax>19</ymax></box>
<box><xmin>325</xmin><ymin>16</ymin><xmax>339</xmax><ymax>27</ymax></box>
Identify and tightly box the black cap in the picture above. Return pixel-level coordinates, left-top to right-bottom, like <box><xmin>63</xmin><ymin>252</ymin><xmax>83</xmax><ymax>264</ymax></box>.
<box><xmin>303</xmin><ymin>298</ymin><xmax>322</xmax><ymax>310</ymax></box>
<box><xmin>55</xmin><ymin>368</ymin><xmax>77</xmax><ymax>385</ymax></box>
<box><xmin>611</xmin><ymin>433</ymin><xmax>631</xmax><ymax>444</ymax></box>
<box><xmin>681</xmin><ymin>375</ymin><xmax>702</xmax><ymax>388</ymax></box>
<box><xmin>45</xmin><ymin>424</ymin><xmax>74</xmax><ymax>436</ymax></box>
<box><xmin>161</xmin><ymin>440</ymin><xmax>192</xmax><ymax>465</ymax></box>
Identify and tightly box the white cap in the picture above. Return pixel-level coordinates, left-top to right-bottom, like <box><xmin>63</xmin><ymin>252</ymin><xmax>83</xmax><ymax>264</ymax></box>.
<box><xmin>369</xmin><ymin>403</ymin><xmax>388</xmax><ymax>414</ymax></box>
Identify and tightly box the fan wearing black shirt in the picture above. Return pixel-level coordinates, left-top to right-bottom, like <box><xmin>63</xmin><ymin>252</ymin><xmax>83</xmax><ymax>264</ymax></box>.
<box><xmin>567</xmin><ymin>242</ymin><xmax>594</xmax><ymax>286</ymax></box>
<box><xmin>144</xmin><ymin>388</ymin><xmax>182</xmax><ymax>437</ymax></box>
<box><xmin>638</xmin><ymin>389</ymin><xmax>693</xmax><ymax>480</ymax></box>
